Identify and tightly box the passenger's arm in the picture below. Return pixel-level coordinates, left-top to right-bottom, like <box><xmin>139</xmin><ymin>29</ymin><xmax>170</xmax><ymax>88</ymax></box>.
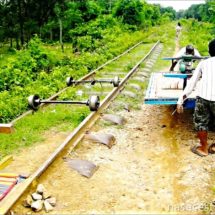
<box><xmin>177</xmin><ymin>62</ymin><xmax>202</xmax><ymax>105</ymax></box>
<box><xmin>169</xmin><ymin>60</ymin><xmax>177</xmax><ymax>71</ymax></box>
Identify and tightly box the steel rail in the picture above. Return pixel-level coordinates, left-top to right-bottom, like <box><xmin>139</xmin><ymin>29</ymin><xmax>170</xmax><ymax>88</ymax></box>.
<box><xmin>11</xmin><ymin>41</ymin><xmax>143</xmax><ymax>124</ymax></box>
<box><xmin>0</xmin><ymin>41</ymin><xmax>160</xmax><ymax>215</ymax></box>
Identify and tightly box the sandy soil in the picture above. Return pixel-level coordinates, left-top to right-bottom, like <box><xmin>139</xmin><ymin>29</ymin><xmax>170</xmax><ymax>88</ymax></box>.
<box><xmin>11</xmin><ymin>104</ymin><xmax>215</xmax><ymax>214</ymax></box>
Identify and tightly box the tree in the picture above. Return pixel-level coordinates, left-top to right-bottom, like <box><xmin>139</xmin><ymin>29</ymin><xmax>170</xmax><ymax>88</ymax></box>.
<box><xmin>113</xmin><ymin>0</ymin><xmax>144</xmax><ymax>26</ymax></box>
<box><xmin>0</xmin><ymin>0</ymin><xmax>65</xmax><ymax>46</ymax></box>
<box><xmin>160</xmin><ymin>6</ymin><xmax>176</xmax><ymax>20</ymax></box>
<box><xmin>178</xmin><ymin>0</ymin><xmax>215</xmax><ymax>24</ymax></box>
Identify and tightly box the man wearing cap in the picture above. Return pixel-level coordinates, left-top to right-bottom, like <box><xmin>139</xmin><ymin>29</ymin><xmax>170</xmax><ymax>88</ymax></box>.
<box><xmin>170</xmin><ymin>45</ymin><xmax>201</xmax><ymax>72</ymax></box>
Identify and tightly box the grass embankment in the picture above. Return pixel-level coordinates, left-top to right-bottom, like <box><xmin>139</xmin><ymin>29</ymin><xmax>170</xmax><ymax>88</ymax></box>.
<box><xmin>0</xmin><ymin>33</ymin><xmax>144</xmax><ymax>123</ymax></box>
<box><xmin>0</xmin><ymin>22</ymin><xmax>176</xmax><ymax>157</ymax></box>
<box><xmin>179</xmin><ymin>19</ymin><xmax>214</xmax><ymax>56</ymax></box>
<box><xmin>0</xmin><ymin>20</ymin><xmax>177</xmax><ymax>123</ymax></box>
<box><xmin>151</xmin><ymin>22</ymin><xmax>176</xmax><ymax>72</ymax></box>
<box><xmin>0</xmin><ymin>42</ymin><xmax>152</xmax><ymax>157</ymax></box>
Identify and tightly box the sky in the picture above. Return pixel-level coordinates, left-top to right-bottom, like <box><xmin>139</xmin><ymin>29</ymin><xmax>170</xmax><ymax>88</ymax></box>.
<box><xmin>146</xmin><ymin>0</ymin><xmax>206</xmax><ymax>11</ymax></box>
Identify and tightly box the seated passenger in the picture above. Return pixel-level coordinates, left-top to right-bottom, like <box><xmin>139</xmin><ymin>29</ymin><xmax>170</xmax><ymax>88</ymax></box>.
<box><xmin>170</xmin><ymin>45</ymin><xmax>201</xmax><ymax>72</ymax></box>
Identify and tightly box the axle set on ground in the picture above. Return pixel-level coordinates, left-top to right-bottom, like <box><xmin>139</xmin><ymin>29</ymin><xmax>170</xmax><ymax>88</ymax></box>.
<box><xmin>27</xmin><ymin>76</ymin><xmax>120</xmax><ymax>112</ymax></box>
<box><xmin>28</xmin><ymin>95</ymin><xmax>100</xmax><ymax>111</ymax></box>
<box><xmin>66</xmin><ymin>76</ymin><xmax>120</xmax><ymax>87</ymax></box>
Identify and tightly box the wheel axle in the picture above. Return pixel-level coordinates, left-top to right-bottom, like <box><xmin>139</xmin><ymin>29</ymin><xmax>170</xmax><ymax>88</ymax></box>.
<box><xmin>28</xmin><ymin>95</ymin><xmax>100</xmax><ymax>111</ymax></box>
<box><xmin>66</xmin><ymin>76</ymin><xmax>120</xmax><ymax>87</ymax></box>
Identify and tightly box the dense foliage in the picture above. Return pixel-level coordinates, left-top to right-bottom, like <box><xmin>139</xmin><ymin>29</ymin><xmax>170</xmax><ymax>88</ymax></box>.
<box><xmin>0</xmin><ymin>0</ymin><xmax>175</xmax><ymax>47</ymax></box>
<box><xmin>177</xmin><ymin>0</ymin><xmax>215</xmax><ymax>55</ymax></box>
<box><xmin>0</xmin><ymin>22</ymin><xmax>146</xmax><ymax>123</ymax></box>
<box><xmin>179</xmin><ymin>19</ymin><xmax>214</xmax><ymax>56</ymax></box>
<box><xmin>177</xmin><ymin>0</ymin><xmax>215</xmax><ymax>24</ymax></box>
<box><xmin>0</xmin><ymin>0</ymin><xmax>178</xmax><ymax>123</ymax></box>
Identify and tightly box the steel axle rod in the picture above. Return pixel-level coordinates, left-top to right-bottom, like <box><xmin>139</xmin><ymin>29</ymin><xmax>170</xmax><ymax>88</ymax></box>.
<box><xmin>38</xmin><ymin>100</ymin><xmax>87</xmax><ymax>105</ymax></box>
<box><xmin>66</xmin><ymin>76</ymin><xmax>120</xmax><ymax>87</ymax></box>
<box><xmin>28</xmin><ymin>95</ymin><xmax>100</xmax><ymax>111</ymax></box>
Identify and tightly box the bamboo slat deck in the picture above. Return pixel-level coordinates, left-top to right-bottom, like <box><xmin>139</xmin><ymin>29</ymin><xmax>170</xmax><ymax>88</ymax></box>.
<box><xmin>144</xmin><ymin>73</ymin><xmax>197</xmax><ymax>106</ymax></box>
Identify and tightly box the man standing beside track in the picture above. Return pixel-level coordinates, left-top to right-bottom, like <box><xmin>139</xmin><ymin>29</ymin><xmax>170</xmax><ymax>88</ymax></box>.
<box><xmin>177</xmin><ymin>39</ymin><xmax>215</xmax><ymax>157</ymax></box>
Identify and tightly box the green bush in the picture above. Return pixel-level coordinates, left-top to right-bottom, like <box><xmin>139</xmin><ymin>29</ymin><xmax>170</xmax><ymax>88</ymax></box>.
<box><xmin>0</xmin><ymin>16</ymin><xmax>174</xmax><ymax>123</ymax></box>
<box><xmin>179</xmin><ymin>19</ymin><xmax>214</xmax><ymax>56</ymax></box>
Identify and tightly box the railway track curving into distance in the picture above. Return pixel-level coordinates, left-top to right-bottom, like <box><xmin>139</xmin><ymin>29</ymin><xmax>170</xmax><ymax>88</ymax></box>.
<box><xmin>0</xmin><ymin>40</ymin><xmax>163</xmax><ymax>214</ymax></box>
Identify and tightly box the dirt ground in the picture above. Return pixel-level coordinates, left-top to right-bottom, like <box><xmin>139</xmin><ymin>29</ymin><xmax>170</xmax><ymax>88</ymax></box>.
<box><xmin>10</xmin><ymin>103</ymin><xmax>215</xmax><ymax>214</ymax></box>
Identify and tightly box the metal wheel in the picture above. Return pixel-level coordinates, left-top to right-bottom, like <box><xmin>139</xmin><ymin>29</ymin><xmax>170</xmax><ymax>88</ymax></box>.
<box><xmin>88</xmin><ymin>95</ymin><xmax>100</xmax><ymax>111</ymax></box>
<box><xmin>112</xmin><ymin>76</ymin><xmax>120</xmax><ymax>87</ymax></box>
<box><xmin>28</xmin><ymin>95</ymin><xmax>41</xmax><ymax>110</ymax></box>
<box><xmin>66</xmin><ymin>77</ymin><xmax>74</xmax><ymax>86</ymax></box>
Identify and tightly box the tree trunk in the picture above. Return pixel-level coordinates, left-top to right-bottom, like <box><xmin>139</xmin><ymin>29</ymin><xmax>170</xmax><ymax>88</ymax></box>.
<box><xmin>16</xmin><ymin>36</ymin><xmax>20</xmax><ymax>50</ymax></box>
<box><xmin>26</xmin><ymin>33</ymin><xmax>30</xmax><ymax>44</ymax></box>
<box><xmin>109</xmin><ymin>0</ymin><xmax>112</xmax><ymax>13</ymax></box>
<box><xmin>59</xmin><ymin>18</ymin><xmax>64</xmax><ymax>52</ymax></box>
<box><xmin>39</xmin><ymin>27</ymin><xmax>42</xmax><ymax>38</ymax></box>
<box><xmin>50</xmin><ymin>29</ymin><xmax>53</xmax><ymax>41</ymax></box>
<box><xmin>10</xmin><ymin>38</ymin><xmax>13</xmax><ymax>48</ymax></box>
<box><xmin>18</xmin><ymin>0</ymin><xmax>24</xmax><ymax>46</ymax></box>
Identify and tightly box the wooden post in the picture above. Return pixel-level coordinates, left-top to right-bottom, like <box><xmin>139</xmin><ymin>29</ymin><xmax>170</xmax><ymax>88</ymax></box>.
<box><xmin>0</xmin><ymin>124</ymin><xmax>14</xmax><ymax>134</ymax></box>
<box><xmin>59</xmin><ymin>18</ymin><xmax>64</xmax><ymax>52</ymax></box>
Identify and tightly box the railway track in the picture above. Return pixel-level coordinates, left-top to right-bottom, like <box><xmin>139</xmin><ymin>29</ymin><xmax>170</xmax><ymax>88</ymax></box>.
<box><xmin>0</xmin><ymin>40</ymin><xmax>162</xmax><ymax>214</ymax></box>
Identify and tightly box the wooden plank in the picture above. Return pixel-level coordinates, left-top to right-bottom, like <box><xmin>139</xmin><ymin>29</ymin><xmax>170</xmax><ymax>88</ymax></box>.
<box><xmin>0</xmin><ymin>124</ymin><xmax>14</xmax><ymax>134</ymax></box>
<box><xmin>0</xmin><ymin>173</ymin><xmax>18</xmax><ymax>178</ymax></box>
<box><xmin>145</xmin><ymin>72</ymin><xmax>198</xmax><ymax>102</ymax></box>
<box><xmin>0</xmin><ymin>156</ymin><xmax>13</xmax><ymax>171</ymax></box>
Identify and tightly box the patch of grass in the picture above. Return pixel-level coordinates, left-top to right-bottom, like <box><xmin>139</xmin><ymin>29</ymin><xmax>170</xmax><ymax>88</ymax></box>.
<box><xmin>0</xmin><ymin>38</ymin><xmax>154</xmax><ymax>156</ymax></box>
<box><xmin>98</xmin><ymin>43</ymin><xmax>153</xmax><ymax>74</ymax></box>
<box><xmin>0</xmin><ymin>45</ymin><xmax>17</xmax><ymax>67</ymax></box>
<box><xmin>0</xmin><ymin>105</ymin><xmax>89</xmax><ymax>157</ymax></box>
<box><xmin>0</xmin><ymin>22</ymin><xmax>177</xmax><ymax>156</ymax></box>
